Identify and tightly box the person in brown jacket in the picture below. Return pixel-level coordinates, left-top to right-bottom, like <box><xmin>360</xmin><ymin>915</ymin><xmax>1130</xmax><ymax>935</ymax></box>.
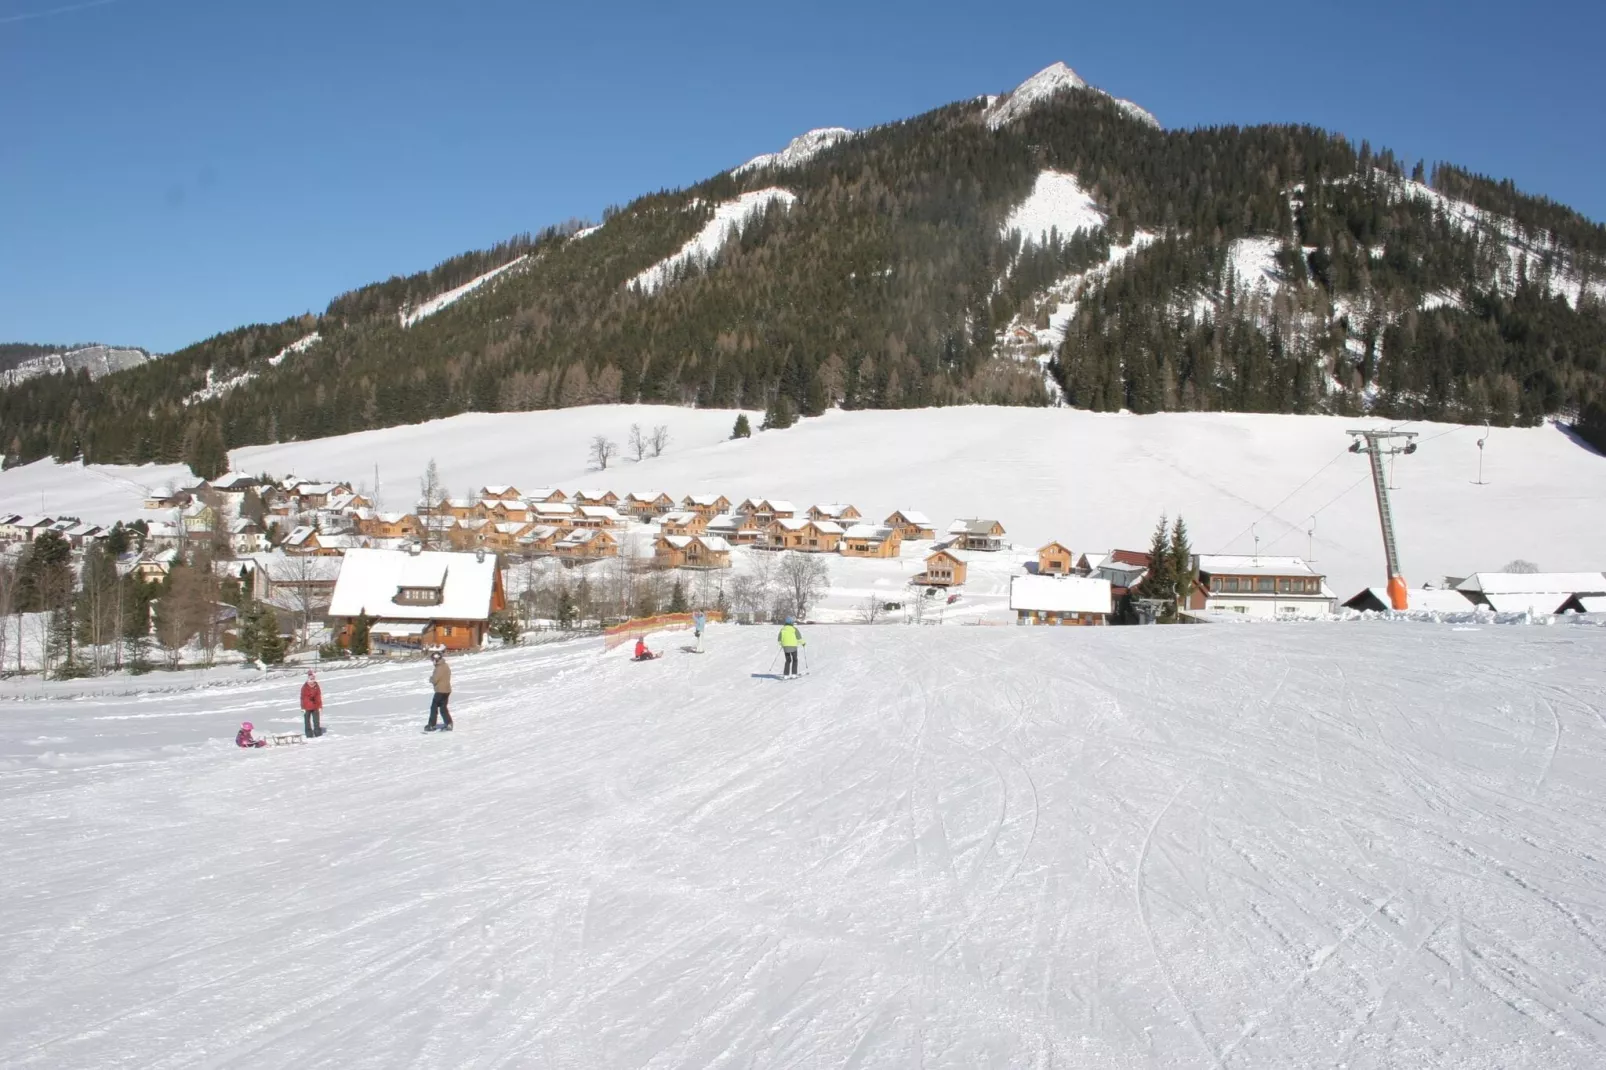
<box><xmin>425</xmin><ymin>651</ymin><xmax>453</xmax><ymax>732</ymax></box>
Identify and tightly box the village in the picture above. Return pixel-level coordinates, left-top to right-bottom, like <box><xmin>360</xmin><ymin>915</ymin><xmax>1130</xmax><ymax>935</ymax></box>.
<box><xmin>1</xmin><ymin>466</ymin><xmax>1603</xmax><ymax>676</ymax></box>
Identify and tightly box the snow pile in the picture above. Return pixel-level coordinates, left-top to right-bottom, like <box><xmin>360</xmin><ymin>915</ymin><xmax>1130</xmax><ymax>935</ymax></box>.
<box><xmin>1</xmin><ymin>344</ymin><xmax>154</xmax><ymax>388</ymax></box>
<box><xmin>1000</xmin><ymin>171</ymin><xmax>1106</xmax><ymax>248</ymax></box>
<box><xmin>628</xmin><ymin>189</ymin><xmax>797</xmax><ymax>296</ymax></box>
<box><xmin>733</xmin><ymin>127</ymin><xmax>853</xmax><ymax>174</ymax></box>
<box><xmin>985</xmin><ymin>61</ymin><xmax>1161</xmax><ymax>131</ymax></box>
<box><xmin>399</xmin><ymin>256</ymin><xmax>529</xmax><ymax>328</ymax></box>
<box><xmin>268</xmin><ymin>331</ymin><xmax>321</xmax><ymax>367</ymax></box>
<box><xmin>3</xmin><ymin>624</ymin><xmax>1605</xmax><ymax>1065</ymax></box>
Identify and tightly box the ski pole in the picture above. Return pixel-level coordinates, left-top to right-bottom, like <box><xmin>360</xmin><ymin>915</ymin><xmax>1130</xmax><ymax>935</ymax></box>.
<box><xmin>768</xmin><ymin>650</ymin><xmax>779</xmax><ymax>674</ymax></box>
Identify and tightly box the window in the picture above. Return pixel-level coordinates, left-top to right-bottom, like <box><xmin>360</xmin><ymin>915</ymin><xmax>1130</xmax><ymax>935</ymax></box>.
<box><xmin>1257</xmin><ymin>578</ymin><xmax>1274</xmax><ymax>593</ymax></box>
<box><xmin>1279</xmin><ymin>578</ymin><xmax>1292</xmax><ymax>593</ymax></box>
<box><xmin>1225</xmin><ymin>578</ymin><xmax>1239</xmax><ymax>593</ymax></box>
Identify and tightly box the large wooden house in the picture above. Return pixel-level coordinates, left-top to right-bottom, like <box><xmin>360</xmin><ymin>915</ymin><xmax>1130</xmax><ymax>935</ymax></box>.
<box><xmin>525</xmin><ymin>488</ymin><xmax>567</xmax><ymax>504</ymax></box>
<box><xmin>707</xmin><ymin>513</ymin><xmax>763</xmax><ymax>545</ymax></box>
<box><xmin>531</xmin><ymin>502</ymin><xmax>578</xmax><ymax>523</ymax></box>
<box><xmin>884</xmin><ymin>510</ymin><xmax>936</xmax><ymax>540</ymax></box>
<box><xmin>1010</xmin><ymin>575</ymin><xmax>1111</xmax><ymax>625</ymax></box>
<box><xmin>917</xmin><ymin>548</ymin><xmax>968</xmax><ymax>587</ymax></box>
<box><xmin>441</xmin><ymin>498</ymin><xmax>480</xmax><ymax>520</ymax></box>
<box><xmin>839</xmin><ymin>524</ymin><xmax>903</xmax><ymax>559</ymax></box>
<box><xmin>517</xmin><ymin>524</ymin><xmax>562</xmax><ymax>556</ymax></box>
<box><xmin>624</xmin><ymin>491</ymin><xmax>676</xmax><ymax>517</ymax></box>
<box><xmin>659</xmin><ymin>510</ymin><xmax>709</xmax><ymax>537</ymax></box>
<box><xmin>553</xmin><ymin>528</ymin><xmax>619</xmax><ymax>562</ymax></box>
<box><xmin>480</xmin><ymin>485</ymin><xmax>522</xmax><ymax>501</ymax></box>
<box><xmin>572</xmin><ymin>505</ymin><xmax>624</xmax><ymax>529</ymax></box>
<box><xmin>654</xmin><ymin>534</ymin><xmax>733</xmax><ymax>570</ymax></box>
<box><xmin>737</xmin><ymin>498</ymin><xmax>796</xmax><ymax>525</ymax></box>
<box><xmin>808</xmin><ymin>503</ymin><xmax>862</xmax><ymax>526</ymax></box>
<box><xmin>571</xmin><ymin>489</ymin><xmax>619</xmax><ymax>507</ymax></box>
<box><xmin>946</xmin><ymin>518</ymin><xmax>1007</xmax><ymax>552</ymax></box>
<box><xmin>357</xmin><ymin>512</ymin><xmax>423</xmax><ymax>540</ymax></box>
<box><xmin>682</xmin><ymin>493</ymin><xmax>732</xmax><ymax>518</ymax></box>
<box><xmin>766</xmin><ymin>518</ymin><xmax>843</xmax><ymax>553</ymax></box>
<box><xmin>1188</xmin><ymin>555</ymin><xmax>1335</xmax><ymax>618</ymax></box>
<box><xmin>329</xmin><ymin>547</ymin><xmax>505</xmax><ymax>652</ymax></box>
<box><xmin>477</xmin><ymin>499</ymin><xmax>531</xmax><ymax>524</ymax></box>
<box><xmin>1036</xmin><ymin>542</ymin><xmax>1075</xmax><ymax>576</ymax></box>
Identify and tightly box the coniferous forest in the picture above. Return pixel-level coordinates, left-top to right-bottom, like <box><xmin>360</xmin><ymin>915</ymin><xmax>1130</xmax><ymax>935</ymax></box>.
<box><xmin>4</xmin><ymin>82</ymin><xmax>1603</xmax><ymax>471</ymax></box>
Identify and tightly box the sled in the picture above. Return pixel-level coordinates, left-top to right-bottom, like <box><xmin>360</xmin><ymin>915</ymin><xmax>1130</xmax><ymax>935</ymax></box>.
<box><xmin>270</xmin><ymin>734</ymin><xmax>305</xmax><ymax>746</ymax></box>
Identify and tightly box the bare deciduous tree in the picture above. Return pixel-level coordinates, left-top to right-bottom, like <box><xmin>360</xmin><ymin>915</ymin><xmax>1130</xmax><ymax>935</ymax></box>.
<box><xmin>589</xmin><ymin>435</ymin><xmax>618</xmax><ymax>471</ymax></box>
<box><xmin>628</xmin><ymin>423</ymin><xmax>647</xmax><ymax>462</ymax></box>
<box><xmin>856</xmin><ymin>594</ymin><xmax>884</xmax><ymax>624</ymax></box>
<box><xmin>418</xmin><ymin>458</ymin><xmax>447</xmax><ymax>550</ymax></box>
<box><xmin>777</xmin><ymin>552</ymin><xmax>830</xmax><ymax>621</ymax></box>
<box><xmin>1501</xmin><ymin>559</ymin><xmax>1540</xmax><ymax>574</ymax></box>
<box><xmin>649</xmin><ymin>424</ymin><xmax>670</xmax><ymax>457</ymax></box>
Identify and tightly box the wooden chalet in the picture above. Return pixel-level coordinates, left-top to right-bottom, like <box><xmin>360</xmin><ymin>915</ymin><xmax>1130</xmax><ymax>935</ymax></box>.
<box><xmin>517</xmin><ymin>524</ymin><xmax>562</xmax><ymax>556</ymax></box>
<box><xmin>917</xmin><ymin>548</ymin><xmax>968</xmax><ymax>587</ymax></box>
<box><xmin>946</xmin><ymin>518</ymin><xmax>1006</xmax><ymax>552</ymax></box>
<box><xmin>329</xmin><ymin>547</ymin><xmax>505</xmax><ymax>652</ymax></box>
<box><xmin>1010</xmin><ymin>575</ymin><xmax>1111</xmax><ymax>626</ymax></box>
<box><xmin>553</xmin><ymin>528</ymin><xmax>619</xmax><ymax>562</ymax></box>
<box><xmin>357</xmin><ymin>512</ymin><xmax>423</xmax><ymax>540</ymax></box>
<box><xmin>442</xmin><ymin>498</ymin><xmax>480</xmax><ymax>520</ymax></box>
<box><xmin>480</xmin><ymin>485</ymin><xmax>522</xmax><ymax>501</ymax></box>
<box><xmin>659</xmin><ymin>510</ymin><xmax>709</xmax><ymax>537</ymax></box>
<box><xmin>808</xmin><ymin>503</ymin><xmax>862</xmax><ymax>526</ymax></box>
<box><xmin>766</xmin><ymin>518</ymin><xmax>843</xmax><ymax>553</ymax></box>
<box><xmin>707</xmin><ymin>513</ymin><xmax>763</xmax><ymax>545</ymax></box>
<box><xmin>737</xmin><ymin>498</ymin><xmax>796</xmax><ymax>525</ymax></box>
<box><xmin>525</xmin><ymin>488</ymin><xmax>567</xmax><ymax>504</ymax></box>
<box><xmin>571</xmin><ymin>505</ymin><xmax>624</xmax><ymax>529</ymax></box>
<box><xmin>474</xmin><ymin>521</ymin><xmax>535</xmax><ymax>554</ymax></box>
<box><xmin>282</xmin><ymin>526</ymin><xmax>340</xmax><ymax>555</ymax></box>
<box><xmin>884</xmin><ymin>510</ymin><xmax>935</xmax><ymax>540</ymax></box>
<box><xmin>624</xmin><ymin>491</ymin><xmax>676</xmax><ymax>517</ymax></box>
<box><xmin>682</xmin><ymin>493</ymin><xmax>732</xmax><ymax>518</ymax></box>
<box><xmin>1188</xmin><ymin>555</ymin><xmax>1335</xmax><ymax>619</ymax></box>
<box><xmin>654</xmin><ymin>534</ymin><xmax>733</xmax><ymax>570</ymax></box>
<box><xmin>570</xmin><ymin>489</ymin><xmax>620</xmax><ymax>507</ymax></box>
<box><xmin>839</xmin><ymin>524</ymin><xmax>903</xmax><ymax>559</ymax></box>
<box><xmin>476</xmin><ymin>499</ymin><xmax>531</xmax><ymax>523</ymax></box>
<box><xmin>1036</xmin><ymin>541</ymin><xmax>1075</xmax><ymax>576</ymax></box>
<box><xmin>531</xmin><ymin>502</ymin><xmax>578</xmax><ymax>523</ymax></box>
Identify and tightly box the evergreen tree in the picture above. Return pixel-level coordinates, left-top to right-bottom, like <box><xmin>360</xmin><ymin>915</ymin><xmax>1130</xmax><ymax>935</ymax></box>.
<box><xmin>1138</xmin><ymin>513</ymin><xmax>1178</xmax><ymax>622</ymax></box>
<box><xmin>349</xmin><ymin>611</ymin><xmax>373</xmax><ymax>655</ymax></box>
<box><xmin>491</xmin><ymin>612</ymin><xmax>521</xmax><ymax>645</ymax></box>
<box><xmin>731</xmin><ymin>413</ymin><xmax>752</xmax><ymax>439</ymax></box>
<box><xmin>669</xmin><ymin>578</ymin><xmax>687</xmax><ymax>613</ymax></box>
<box><xmin>255</xmin><ymin>605</ymin><xmax>287</xmax><ymax>664</ymax></box>
<box><xmin>1169</xmin><ymin>515</ymin><xmax>1195</xmax><ymax>617</ymax></box>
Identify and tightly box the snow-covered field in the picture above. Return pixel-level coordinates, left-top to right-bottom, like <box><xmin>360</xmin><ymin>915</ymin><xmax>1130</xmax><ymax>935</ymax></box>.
<box><xmin>3</xmin><ymin>621</ymin><xmax>1605</xmax><ymax>1067</ymax></box>
<box><xmin>2</xmin><ymin>406</ymin><xmax>1603</xmax><ymax>600</ymax></box>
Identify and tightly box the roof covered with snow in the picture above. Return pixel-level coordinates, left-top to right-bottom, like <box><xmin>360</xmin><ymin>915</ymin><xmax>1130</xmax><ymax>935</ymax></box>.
<box><xmin>1456</xmin><ymin>572</ymin><xmax>1606</xmax><ymax>595</ymax></box>
<box><xmin>1197</xmin><ymin>555</ymin><xmax>1321</xmax><ymax>577</ymax></box>
<box><xmin>888</xmin><ymin>510</ymin><xmax>931</xmax><ymax>525</ymax></box>
<box><xmin>1010</xmin><ymin>575</ymin><xmax>1112</xmax><ymax>615</ymax></box>
<box><xmin>843</xmin><ymin>524</ymin><xmax>897</xmax><ymax>540</ymax></box>
<box><xmin>328</xmin><ymin>548</ymin><xmax>498</xmax><ymax>622</ymax></box>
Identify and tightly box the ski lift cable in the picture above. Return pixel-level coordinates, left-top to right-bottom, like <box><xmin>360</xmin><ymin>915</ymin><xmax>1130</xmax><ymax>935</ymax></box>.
<box><xmin>1211</xmin><ymin>447</ymin><xmax>1350</xmax><ymax>554</ymax></box>
<box><xmin>1258</xmin><ymin>473</ymin><xmax>1372</xmax><ymax>552</ymax></box>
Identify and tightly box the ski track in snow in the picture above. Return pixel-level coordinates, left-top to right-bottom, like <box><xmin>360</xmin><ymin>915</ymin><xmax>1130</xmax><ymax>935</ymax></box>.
<box><xmin>3</xmin><ymin>623</ymin><xmax>1606</xmax><ymax>1067</ymax></box>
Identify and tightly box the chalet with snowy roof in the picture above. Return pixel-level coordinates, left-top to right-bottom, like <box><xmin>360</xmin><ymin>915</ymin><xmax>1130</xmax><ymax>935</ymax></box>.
<box><xmin>624</xmin><ymin>491</ymin><xmax>676</xmax><ymax>517</ymax></box>
<box><xmin>1010</xmin><ymin>575</ymin><xmax>1112</xmax><ymax>625</ymax></box>
<box><xmin>884</xmin><ymin>510</ymin><xmax>935</xmax><ymax>540</ymax></box>
<box><xmin>282</xmin><ymin>526</ymin><xmax>327</xmax><ymax>554</ymax></box>
<box><xmin>1</xmin><ymin>515</ymin><xmax>51</xmax><ymax>542</ymax></box>
<box><xmin>1188</xmin><ymin>555</ymin><xmax>1335</xmax><ymax>618</ymax></box>
<box><xmin>737</xmin><ymin>498</ymin><xmax>795</xmax><ymax>525</ymax></box>
<box><xmin>517</xmin><ymin>524</ymin><xmax>562</xmax><ymax>556</ymax></box>
<box><xmin>476</xmin><ymin>499</ymin><xmax>531</xmax><ymax>523</ymax></box>
<box><xmin>182</xmin><ymin>500</ymin><xmax>217</xmax><ymax>534</ymax></box>
<box><xmin>553</xmin><ymin>528</ymin><xmax>618</xmax><ymax>562</ymax></box>
<box><xmin>143</xmin><ymin>519</ymin><xmax>185</xmax><ymax>550</ymax></box>
<box><xmin>60</xmin><ymin>522</ymin><xmax>104</xmax><ymax>549</ymax></box>
<box><xmin>474</xmin><ymin>521</ymin><xmax>537</xmax><ymax>554</ymax></box>
<box><xmin>144</xmin><ymin>486</ymin><xmax>190</xmax><ymax>510</ymax></box>
<box><xmin>571</xmin><ymin>489</ymin><xmax>619</xmax><ymax>507</ymax></box>
<box><xmin>681</xmin><ymin>493</ymin><xmax>732</xmax><ymax>518</ymax></box>
<box><xmin>946</xmin><ymin>518</ymin><xmax>1006</xmax><ymax>552</ymax></box>
<box><xmin>531</xmin><ymin>502</ymin><xmax>577</xmax><ymax>522</ymax></box>
<box><xmin>480</xmin><ymin>485</ymin><xmax>522</xmax><ymax>501</ymax></box>
<box><xmin>447</xmin><ymin>518</ymin><xmax>489</xmax><ymax>552</ymax></box>
<box><xmin>654</xmin><ymin>534</ymin><xmax>733</xmax><ymax>570</ymax></box>
<box><xmin>328</xmin><ymin>547</ymin><xmax>505</xmax><ymax>652</ymax></box>
<box><xmin>1342</xmin><ymin>586</ymin><xmax>1475</xmax><ymax>614</ymax></box>
<box><xmin>917</xmin><ymin>548</ymin><xmax>968</xmax><ymax>587</ymax></box>
<box><xmin>840</xmin><ymin>524</ymin><xmax>903</xmax><ymax>559</ymax></box>
<box><xmin>525</xmin><ymin>488</ymin><xmax>566</xmax><ymax>503</ymax></box>
<box><xmin>229</xmin><ymin>518</ymin><xmax>269</xmax><ymax>555</ymax></box>
<box><xmin>808</xmin><ymin>503</ymin><xmax>862</xmax><ymax>526</ymax></box>
<box><xmin>572</xmin><ymin>505</ymin><xmax>624</xmax><ymax>529</ymax></box>
<box><xmin>659</xmin><ymin>510</ymin><xmax>708</xmax><ymax>537</ymax></box>
<box><xmin>766</xmin><ymin>518</ymin><xmax>843</xmax><ymax>553</ymax></box>
<box><xmin>356</xmin><ymin>512</ymin><xmax>423</xmax><ymax>540</ymax></box>
<box><xmin>290</xmin><ymin>482</ymin><xmax>350</xmax><ymax>509</ymax></box>
<box><xmin>1036</xmin><ymin>542</ymin><xmax>1075</xmax><ymax>576</ymax></box>
<box><xmin>1452</xmin><ymin>572</ymin><xmax>1606</xmax><ymax>614</ymax></box>
<box><xmin>248</xmin><ymin>550</ymin><xmax>344</xmax><ymax>614</ymax></box>
<box><xmin>131</xmin><ymin>548</ymin><xmax>180</xmax><ymax>582</ymax></box>
<box><xmin>442</xmin><ymin>497</ymin><xmax>480</xmax><ymax>520</ymax></box>
<box><xmin>706</xmin><ymin>512</ymin><xmax>763</xmax><ymax>545</ymax></box>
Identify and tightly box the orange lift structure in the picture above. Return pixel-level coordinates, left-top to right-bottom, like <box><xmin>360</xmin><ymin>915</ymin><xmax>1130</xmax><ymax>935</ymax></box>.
<box><xmin>1348</xmin><ymin>429</ymin><xmax>1418</xmax><ymax>610</ymax></box>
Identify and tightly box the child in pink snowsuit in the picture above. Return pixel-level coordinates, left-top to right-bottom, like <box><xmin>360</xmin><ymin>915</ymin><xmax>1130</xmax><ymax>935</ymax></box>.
<box><xmin>236</xmin><ymin>721</ymin><xmax>267</xmax><ymax>748</ymax></box>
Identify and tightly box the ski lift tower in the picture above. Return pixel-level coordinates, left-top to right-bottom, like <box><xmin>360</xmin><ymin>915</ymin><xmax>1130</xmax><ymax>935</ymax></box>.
<box><xmin>1347</xmin><ymin>429</ymin><xmax>1418</xmax><ymax>610</ymax></box>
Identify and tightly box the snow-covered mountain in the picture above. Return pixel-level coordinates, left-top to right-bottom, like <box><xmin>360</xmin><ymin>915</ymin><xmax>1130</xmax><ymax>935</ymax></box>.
<box><xmin>733</xmin><ymin>127</ymin><xmax>855</xmax><ymax>174</ymax></box>
<box><xmin>984</xmin><ymin>61</ymin><xmax>1160</xmax><ymax>130</ymax></box>
<box><xmin>0</xmin><ymin>343</ymin><xmax>155</xmax><ymax>387</ymax></box>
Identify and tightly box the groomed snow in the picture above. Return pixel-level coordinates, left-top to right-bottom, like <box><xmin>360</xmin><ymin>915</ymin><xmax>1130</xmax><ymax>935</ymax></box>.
<box><xmin>628</xmin><ymin>189</ymin><xmax>797</xmax><ymax>296</ymax></box>
<box><xmin>399</xmin><ymin>256</ymin><xmax>529</xmax><ymax>328</ymax></box>
<box><xmin>1001</xmin><ymin>171</ymin><xmax>1106</xmax><ymax>249</ymax></box>
<box><xmin>3</xmin><ymin>623</ymin><xmax>1605</xmax><ymax>1065</ymax></box>
<box><xmin>733</xmin><ymin>127</ymin><xmax>854</xmax><ymax>175</ymax></box>
<box><xmin>3</xmin><ymin>406</ymin><xmax>1602</xmax><ymax>602</ymax></box>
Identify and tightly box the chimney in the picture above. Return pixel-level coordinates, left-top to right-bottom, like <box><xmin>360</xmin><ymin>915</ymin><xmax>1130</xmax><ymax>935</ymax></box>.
<box><xmin>475</xmin><ymin>548</ymin><xmax>485</xmax><ymax>564</ymax></box>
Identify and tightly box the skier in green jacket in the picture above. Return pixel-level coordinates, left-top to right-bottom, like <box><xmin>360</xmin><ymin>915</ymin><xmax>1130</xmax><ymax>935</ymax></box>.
<box><xmin>777</xmin><ymin>616</ymin><xmax>805</xmax><ymax>677</ymax></box>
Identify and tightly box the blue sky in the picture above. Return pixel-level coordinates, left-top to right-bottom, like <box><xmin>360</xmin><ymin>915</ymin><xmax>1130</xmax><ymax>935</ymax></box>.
<box><xmin>3</xmin><ymin>0</ymin><xmax>1602</xmax><ymax>354</ymax></box>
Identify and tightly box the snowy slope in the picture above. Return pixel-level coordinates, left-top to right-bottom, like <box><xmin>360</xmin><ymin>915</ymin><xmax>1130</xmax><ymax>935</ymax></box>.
<box><xmin>399</xmin><ymin>257</ymin><xmax>529</xmax><ymax>328</ymax></box>
<box><xmin>184</xmin><ymin>333</ymin><xmax>323</xmax><ymax>405</ymax></box>
<box><xmin>733</xmin><ymin>127</ymin><xmax>854</xmax><ymax>174</ymax></box>
<box><xmin>1001</xmin><ymin>171</ymin><xmax>1106</xmax><ymax>247</ymax></box>
<box><xmin>1227</xmin><ymin>236</ymin><xmax>1285</xmax><ymax>296</ymax></box>
<box><xmin>3</xmin><ymin>623</ymin><xmax>1605</xmax><ymax>1066</ymax></box>
<box><xmin>3</xmin><ymin>406</ymin><xmax>1602</xmax><ymax>600</ymax></box>
<box><xmin>628</xmin><ymin>189</ymin><xmax>797</xmax><ymax>295</ymax></box>
<box><xmin>985</xmin><ymin>62</ymin><xmax>1161</xmax><ymax>131</ymax></box>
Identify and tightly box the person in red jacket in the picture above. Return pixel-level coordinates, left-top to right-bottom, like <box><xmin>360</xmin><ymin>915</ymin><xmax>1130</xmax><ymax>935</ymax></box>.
<box><xmin>236</xmin><ymin>721</ymin><xmax>267</xmax><ymax>748</ymax></box>
<box><xmin>633</xmin><ymin>636</ymin><xmax>659</xmax><ymax>661</ymax></box>
<box><xmin>300</xmin><ymin>670</ymin><xmax>325</xmax><ymax>737</ymax></box>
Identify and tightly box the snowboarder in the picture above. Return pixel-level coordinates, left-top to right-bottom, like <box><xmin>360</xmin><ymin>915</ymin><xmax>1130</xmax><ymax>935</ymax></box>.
<box><xmin>692</xmin><ymin>610</ymin><xmax>707</xmax><ymax>651</ymax></box>
<box><xmin>425</xmin><ymin>652</ymin><xmax>454</xmax><ymax>731</ymax></box>
<box><xmin>300</xmin><ymin>669</ymin><xmax>325</xmax><ymax>738</ymax></box>
<box><xmin>236</xmin><ymin>721</ymin><xmax>267</xmax><ymax>749</ymax></box>
<box><xmin>633</xmin><ymin>636</ymin><xmax>660</xmax><ymax>661</ymax></box>
<box><xmin>778</xmin><ymin>616</ymin><xmax>805</xmax><ymax>677</ymax></box>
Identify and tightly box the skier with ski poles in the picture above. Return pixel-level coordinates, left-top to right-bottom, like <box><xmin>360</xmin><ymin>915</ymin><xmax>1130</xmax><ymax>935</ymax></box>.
<box><xmin>300</xmin><ymin>669</ymin><xmax>325</xmax><ymax>738</ymax></box>
<box><xmin>691</xmin><ymin>610</ymin><xmax>707</xmax><ymax>652</ymax></box>
<box><xmin>425</xmin><ymin>651</ymin><xmax>454</xmax><ymax>731</ymax></box>
<box><xmin>777</xmin><ymin>616</ymin><xmax>805</xmax><ymax>677</ymax></box>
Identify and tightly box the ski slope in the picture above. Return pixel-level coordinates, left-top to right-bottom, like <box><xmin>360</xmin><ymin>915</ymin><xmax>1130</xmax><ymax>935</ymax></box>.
<box><xmin>3</xmin><ymin>622</ymin><xmax>1606</xmax><ymax>1067</ymax></box>
<box><xmin>1</xmin><ymin>406</ymin><xmax>1602</xmax><ymax>599</ymax></box>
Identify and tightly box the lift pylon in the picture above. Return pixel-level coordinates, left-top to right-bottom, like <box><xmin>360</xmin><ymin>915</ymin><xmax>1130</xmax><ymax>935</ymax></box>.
<box><xmin>1347</xmin><ymin>429</ymin><xmax>1419</xmax><ymax>610</ymax></box>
